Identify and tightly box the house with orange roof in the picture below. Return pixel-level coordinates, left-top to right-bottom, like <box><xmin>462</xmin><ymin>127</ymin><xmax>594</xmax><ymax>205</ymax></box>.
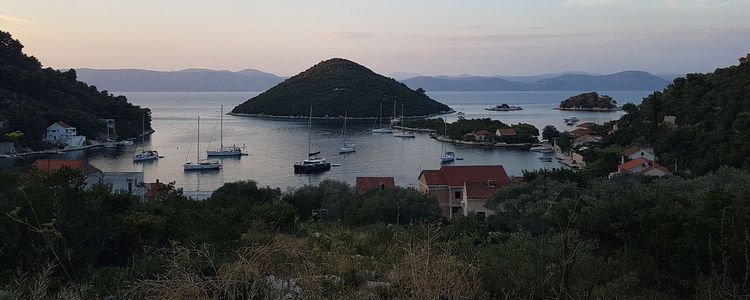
<box><xmin>495</xmin><ymin>128</ymin><xmax>517</xmax><ymax>137</ymax></box>
<box><xmin>566</xmin><ymin>128</ymin><xmax>593</xmax><ymax>139</ymax></box>
<box><xmin>45</xmin><ymin>121</ymin><xmax>86</xmax><ymax>147</ymax></box>
<box><xmin>418</xmin><ymin>165</ymin><xmax>511</xmax><ymax>219</ymax></box>
<box><xmin>34</xmin><ymin>159</ymin><xmax>146</xmax><ymax>197</ymax></box>
<box><xmin>462</xmin><ymin>181</ymin><xmax>502</xmax><ymax>219</ymax></box>
<box><xmin>356</xmin><ymin>177</ymin><xmax>395</xmax><ymax>194</ymax></box>
<box><xmin>573</xmin><ymin>134</ymin><xmax>602</xmax><ymax>146</ymax></box>
<box><xmin>617</xmin><ymin>157</ymin><xmax>671</xmax><ymax>177</ymax></box>
<box><xmin>621</xmin><ymin>146</ymin><xmax>655</xmax><ymax>163</ymax></box>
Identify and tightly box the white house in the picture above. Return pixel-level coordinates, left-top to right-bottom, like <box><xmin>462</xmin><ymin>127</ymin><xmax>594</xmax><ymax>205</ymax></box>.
<box><xmin>617</xmin><ymin>157</ymin><xmax>671</xmax><ymax>177</ymax></box>
<box><xmin>85</xmin><ymin>172</ymin><xmax>146</xmax><ymax>197</ymax></box>
<box><xmin>621</xmin><ymin>146</ymin><xmax>655</xmax><ymax>163</ymax></box>
<box><xmin>45</xmin><ymin>121</ymin><xmax>86</xmax><ymax>147</ymax></box>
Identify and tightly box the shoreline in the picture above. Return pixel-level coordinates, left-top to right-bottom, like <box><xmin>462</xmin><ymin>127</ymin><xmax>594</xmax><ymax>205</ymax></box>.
<box><xmin>227</xmin><ymin>110</ymin><xmax>456</xmax><ymax>121</ymax></box>
<box><xmin>430</xmin><ymin>134</ymin><xmax>537</xmax><ymax>150</ymax></box>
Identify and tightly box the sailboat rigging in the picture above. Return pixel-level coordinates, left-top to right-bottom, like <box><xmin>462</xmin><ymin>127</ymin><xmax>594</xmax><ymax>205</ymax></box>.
<box><xmin>207</xmin><ymin>105</ymin><xmax>247</xmax><ymax>156</ymax></box>
<box><xmin>440</xmin><ymin>119</ymin><xmax>455</xmax><ymax>163</ymax></box>
<box><xmin>294</xmin><ymin>105</ymin><xmax>331</xmax><ymax>173</ymax></box>
<box><xmin>133</xmin><ymin>113</ymin><xmax>160</xmax><ymax>162</ymax></box>
<box><xmin>339</xmin><ymin>110</ymin><xmax>356</xmax><ymax>153</ymax></box>
<box><xmin>184</xmin><ymin>116</ymin><xmax>222</xmax><ymax>171</ymax></box>
<box><xmin>371</xmin><ymin>102</ymin><xmax>393</xmax><ymax>133</ymax></box>
<box><xmin>393</xmin><ymin>103</ymin><xmax>415</xmax><ymax>138</ymax></box>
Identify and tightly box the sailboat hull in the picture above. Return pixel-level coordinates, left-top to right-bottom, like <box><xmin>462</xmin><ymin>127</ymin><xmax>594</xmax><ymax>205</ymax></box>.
<box><xmin>294</xmin><ymin>162</ymin><xmax>331</xmax><ymax>174</ymax></box>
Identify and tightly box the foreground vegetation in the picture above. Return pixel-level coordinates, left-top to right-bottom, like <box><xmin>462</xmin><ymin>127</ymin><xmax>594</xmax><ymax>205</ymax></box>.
<box><xmin>0</xmin><ymin>30</ymin><xmax>151</xmax><ymax>149</ymax></box>
<box><xmin>2</xmin><ymin>167</ymin><xmax>749</xmax><ymax>299</ymax></box>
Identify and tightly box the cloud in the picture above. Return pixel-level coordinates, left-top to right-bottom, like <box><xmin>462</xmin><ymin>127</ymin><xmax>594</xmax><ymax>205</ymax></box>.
<box><xmin>0</xmin><ymin>14</ymin><xmax>30</xmax><ymax>24</ymax></box>
<box><xmin>324</xmin><ymin>31</ymin><xmax>375</xmax><ymax>40</ymax></box>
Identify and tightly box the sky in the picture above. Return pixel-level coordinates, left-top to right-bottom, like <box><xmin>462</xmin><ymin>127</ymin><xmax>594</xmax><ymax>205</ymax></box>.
<box><xmin>1</xmin><ymin>0</ymin><xmax>749</xmax><ymax>76</ymax></box>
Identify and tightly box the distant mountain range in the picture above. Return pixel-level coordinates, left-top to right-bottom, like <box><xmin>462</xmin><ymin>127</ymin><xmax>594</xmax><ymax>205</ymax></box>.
<box><xmin>76</xmin><ymin>68</ymin><xmax>677</xmax><ymax>92</ymax></box>
<box><xmin>75</xmin><ymin>68</ymin><xmax>284</xmax><ymax>92</ymax></box>
<box><xmin>402</xmin><ymin>71</ymin><xmax>671</xmax><ymax>91</ymax></box>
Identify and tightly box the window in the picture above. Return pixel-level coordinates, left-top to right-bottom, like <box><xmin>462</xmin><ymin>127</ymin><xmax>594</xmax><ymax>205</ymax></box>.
<box><xmin>128</xmin><ymin>182</ymin><xmax>133</xmax><ymax>193</ymax></box>
<box><xmin>455</xmin><ymin>191</ymin><xmax>462</xmax><ymax>199</ymax></box>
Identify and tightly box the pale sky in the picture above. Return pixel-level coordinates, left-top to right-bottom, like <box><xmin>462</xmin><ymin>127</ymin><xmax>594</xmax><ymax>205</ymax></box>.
<box><xmin>2</xmin><ymin>0</ymin><xmax>749</xmax><ymax>76</ymax></box>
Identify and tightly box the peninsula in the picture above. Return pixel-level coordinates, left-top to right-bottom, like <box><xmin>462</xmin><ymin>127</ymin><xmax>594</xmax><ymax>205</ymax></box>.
<box><xmin>230</xmin><ymin>58</ymin><xmax>452</xmax><ymax>119</ymax></box>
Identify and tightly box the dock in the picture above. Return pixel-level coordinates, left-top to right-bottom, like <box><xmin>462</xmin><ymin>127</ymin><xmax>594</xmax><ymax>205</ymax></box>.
<box><xmin>392</xmin><ymin>126</ymin><xmax>437</xmax><ymax>133</ymax></box>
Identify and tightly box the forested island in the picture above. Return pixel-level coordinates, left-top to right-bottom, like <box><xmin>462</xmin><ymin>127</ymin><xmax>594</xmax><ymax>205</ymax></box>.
<box><xmin>230</xmin><ymin>58</ymin><xmax>452</xmax><ymax>119</ymax></box>
<box><xmin>556</xmin><ymin>92</ymin><xmax>619</xmax><ymax>111</ymax></box>
<box><xmin>0</xmin><ymin>31</ymin><xmax>151</xmax><ymax>149</ymax></box>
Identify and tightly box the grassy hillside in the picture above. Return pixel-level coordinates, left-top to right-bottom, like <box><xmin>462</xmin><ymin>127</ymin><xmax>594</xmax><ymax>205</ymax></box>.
<box><xmin>0</xmin><ymin>31</ymin><xmax>151</xmax><ymax>147</ymax></box>
<box><xmin>231</xmin><ymin>58</ymin><xmax>452</xmax><ymax>118</ymax></box>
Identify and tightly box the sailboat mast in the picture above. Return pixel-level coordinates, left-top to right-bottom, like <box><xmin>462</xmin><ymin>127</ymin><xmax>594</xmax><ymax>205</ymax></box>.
<box><xmin>220</xmin><ymin>105</ymin><xmax>223</xmax><ymax>148</ymax></box>
<box><xmin>342</xmin><ymin>110</ymin><xmax>347</xmax><ymax>145</ymax></box>
<box><xmin>142</xmin><ymin>114</ymin><xmax>145</xmax><ymax>144</ymax></box>
<box><xmin>308</xmin><ymin>105</ymin><xmax>312</xmax><ymax>156</ymax></box>
<box><xmin>197</xmin><ymin>116</ymin><xmax>200</xmax><ymax>161</ymax></box>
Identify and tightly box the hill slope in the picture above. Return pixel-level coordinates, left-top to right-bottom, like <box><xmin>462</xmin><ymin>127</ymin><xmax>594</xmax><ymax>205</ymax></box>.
<box><xmin>608</xmin><ymin>60</ymin><xmax>750</xmax><ymax>174</ymax></box>
<box><xmin>401</xmin><ymin>76</ymin><xmax>531</xmax><ymax>91</ymax></box>
<box><xmin>0</xmin><ymin>31</ymin><xmax>151</xmax><ymax>147</ymax></box>
<box><xmin>231</xmin><ymin>58</ymin><xmax>451</xmax><ymax>118</ymax></box>
<box><xmin>537</xmin><ymin>71</ymin><xmax>669</xmax><ymax>90</ymax></box>
<box><xmin>76</xmin><ymin>68</ymin><xmax>284</xmax><ymax>92</ymax></box>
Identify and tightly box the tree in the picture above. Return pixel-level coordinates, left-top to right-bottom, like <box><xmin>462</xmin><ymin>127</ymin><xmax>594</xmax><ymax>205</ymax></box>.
<box><xmin>542</xmin><ymin>125</ymin><xmax>560</xmax><ymax>141</ymax></box>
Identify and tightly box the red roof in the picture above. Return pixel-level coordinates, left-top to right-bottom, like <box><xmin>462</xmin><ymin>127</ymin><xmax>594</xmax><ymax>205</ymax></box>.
<box><xmin>622</xmin><ymin>146</ymin><xmax>652</xmax><ymax>157</ymax></box>
<box><xmin>420</xmin><ymin>165</ymin><xmax>510</xmax><ymax>187</ymax></box>
<box><xmin>618</xmin><ymin>157</ymin><xmax>649</xmax><ymax>172</ymax></box>
<box><xmin>576</xmin><ymin>122</ymin><xmax>597</xmax><ymax>129</ymax></box>
<box><xmin>496</xmin><ymin>128</ymin><xmax>517</xmax><ymax>136</ymax></box>
<box><xmin>144</xmin><ymin>181</ymin><xmax>168</xmax><ymax>200</ymax></box>
<box><xmin>356</xmin><ymin>177</ymin><xmax>395</xmax><ymax>194</ymax></box>
<box><xmin>464</xmin><ymin>181</ymin><xmax>500</xmax><ymax>199</ymax></box>
<box><xmin>567</xmin><ymin>128</ymin><xmax>592</xmax><ymax>138</ymax></box>
<box><xmin>55</xmin><ymin>121</ymin><xmax>74</xmax><ymax>128</ymax></box>
<box><xmin>474</xmin><ymin>129</ymin><xmax>493</xmax><ymax>136</ymax></box>
<box><xmin>33</xmin><ymin>159</ymin><xmax>101</xmax><ymax>175</ymax></box>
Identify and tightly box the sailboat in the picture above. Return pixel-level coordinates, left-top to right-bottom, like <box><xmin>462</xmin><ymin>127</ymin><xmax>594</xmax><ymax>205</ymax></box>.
<box><xmin>294</xmin><ymin>106</ymin><xmax>331</xmax><ymax>174</ymax></box>
<box><xmin>339</xmin><ymin>110</ymin><xmax>356</xmax><ymax>154</ymax></box>
<box><xmin>184</xmin><ymin>116</ymin><xmax>222</xmax><ymax>171</ymax></box>
<box><xmin>133</xmin><ymin>114</ymin><xmax>160</xmax><ymax>162</ymax></box>
<box><xmin>440</xmin><ymin>120</ymin><xmax>455</xmax><ymax>163</ymax></box>
<box><xmin>393</xmin><ymin>103</ymin><xmax>415</xmax><ymax>138</ymax></box>
<box><xmin>371</xmin><ymin>102</ymin><xmax>393</xmax><ymax>133</ymax></box>
<box><xmin>207</xmin><ymin>105</ymin><xmax>247</xmax><ymax>157</ymax></box>
<box><xmin>389</xmin><ymin>100</ymin><xmax>400</xmax><ymax>125</ymax></box>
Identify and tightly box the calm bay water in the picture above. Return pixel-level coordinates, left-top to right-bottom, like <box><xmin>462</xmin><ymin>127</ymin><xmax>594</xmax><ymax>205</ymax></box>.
<box><xmin>48</xmin><ymin>91</ymin><xmax>651</xmax><ymax>193</ymax></box>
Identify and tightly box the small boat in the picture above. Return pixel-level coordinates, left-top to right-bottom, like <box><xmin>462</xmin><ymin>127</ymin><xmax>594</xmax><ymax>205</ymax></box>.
<box><xmin>393</xmin><ymin>131</ymin><xmax>416</xmax><ymax>138</ymax></box>
<box><xmin>539</xmin><ymin>156</ymin><xmax>553</xmax><ymax>162</ymax></box>
<box><xmin>564</xmin><ymin>116</ymin><xmax>579</xmax><ymax>122</ymax></box>
<box><xmin>207</xmin><ymin>105</ymin><xmax>247</xmax><ymax>157</ymax></box>
<box><xmin>530</xmin><ymin>146</ymin><xmax>554</xmax><ymax>153</ymax></box>
<box><xmin>295</xmin><ymin>106</ymin><xmax>331</xmax><ymax>174</ymax></box>
<box><xmin>184</xmin><ymin>116</ymin><xmax>221</xmax><ymax>171</ymax></box>
<box><xmin>332</xmin><ymin>163</ymin><xmax>341</xmax><ymax>167</ymax></box>
<box><xmin>441</xmin><ymin>151</ymin><xmax>456</xmax><ymax>163</ymax></box>
<box><xmin>566</xmin><ymin>120</ymin><xmax>577</xmax><ymax>126</ymax></box>
<box><xmin>440</xmin><ymin>120</ymin><xmax>455</xmax><ymax>163</ymax></box>
<box><xmin>392</xmin><ymin>104</ymin><xmax>416</xmax><ymax>138</ymax></box>
<box><xmin>339</xmin><ymin>111</ymin><xmax>356</xmax><ymax>154</ymax></box>
<box><xmin>133</xmin><ymin>114</ymin><xmax>160</xmax><ymax>162</ymax></box>
<box><xmin>371</xmin><ymin>102</ymin><xmax>393</xmax><ymax>133</ymax></box>
<box><xmin>486</xmin><ymin>104</ymin><xmax>523</xmax><ymax>111</ymax></box>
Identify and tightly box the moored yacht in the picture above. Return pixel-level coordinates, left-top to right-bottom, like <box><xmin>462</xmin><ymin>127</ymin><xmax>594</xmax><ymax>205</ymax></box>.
<box><xmin>339</xmin><ymin>110</ymin><xmax>356</xmax><ymax>154</ymax></box>
<box><xmin>133</xmin><ymin>114</ymin><xmax>160</xmax><ymax>162</ymax></box>
<box><xmin>295</xmin><ymin>106</ymin><xmax>332</xmax><ymax>174</ymax></box>
<box><xmin>207</xmin><ymin>105</ymin><xmax>247</xmax><ymax>157</ymax></box>
<box><xmin>184</xmin><ymin>116</ymin><xmax>221</xmax><ymax>171</ymax></box>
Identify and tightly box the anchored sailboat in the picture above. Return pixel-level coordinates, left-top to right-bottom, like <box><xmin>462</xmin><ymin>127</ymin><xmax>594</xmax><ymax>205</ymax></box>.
<box><xmin>339</xmin><ymin>110</ymin><xmax>356</xmax><ymax>153</ymax></box>
<box><xmin>184</xmin><ymin>116</ymin><xmax>222</xmax><ymax>171</ymax></box>
<box><xmin>440</xmin><ymin>119</ymin><xmax>455</xmax><ymax>163</ymax></box>
<box><xmin>371</xmin><ymin>102</ymin><xmax>393</xmax><ymax>133</ymax></box>
<box><xmin>393</xmin><ymin>103</ymin><xmax>415</xmax><ymax>138</ymax></box>
<box><xmin>133</xmin><ymin>113</ymin><xmax>160</xmax><ymax>162</ymax></box>
<box><xmin>294</xmin><ymin>106</ymin><xmax>331</xmax><ymax>174</ymax></box>
<box><xmin>207</xmin><ymin>105</ymin><xmax>247</xmax><ymax>157</ymax></box>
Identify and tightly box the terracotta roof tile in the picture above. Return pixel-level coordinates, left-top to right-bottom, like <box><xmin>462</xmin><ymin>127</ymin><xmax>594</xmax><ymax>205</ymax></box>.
<box><xmin>421</xmin><ymin>165</ymin><xmax>510</xmax><ymax>187</ymax></box>
<box><xmin>496</xmin><ymin>128</ymin><xmax>517</xmax><ymax>136</ymax></box>
<box><xmin>356</xmin><ymin>177</ymin><xmax>395</xmax><ymax>194</ymax></box>
<box><xmin>33</xmin><ymin>159</ymin><xmax>101</xmax><ymax>175</ymax></box>
<box><xmin>464</xmin><ymin>181</ymin><xmax>501</xmax><ymax>199</ymax></box>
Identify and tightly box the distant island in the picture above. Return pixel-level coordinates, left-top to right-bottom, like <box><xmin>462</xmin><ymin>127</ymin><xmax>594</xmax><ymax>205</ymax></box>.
<box><xmin>75</xmin><ymin>68</ymin><xmax>284</xmax><ymax>92</ymax></box>
<box><xmin>556</xmin><ymin>92</ymin><xmax>620</xmax><ymax>111</ymax></box>
<box><xmin>230</xmin><ymin>58</ymin><xmax>452</xmax><ymax>119</ymax></box>
<box><xmin>402</xmin><ymin>71</ymin><xmax>670</xmax><ymax>91</ymax></box>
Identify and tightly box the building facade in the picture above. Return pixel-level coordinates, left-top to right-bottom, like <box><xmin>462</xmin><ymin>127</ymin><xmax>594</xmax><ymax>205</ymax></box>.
<box><xmin>418</xmin><ymin>165</ymin><xmax>511</xmax><ymax>219</ymax></box>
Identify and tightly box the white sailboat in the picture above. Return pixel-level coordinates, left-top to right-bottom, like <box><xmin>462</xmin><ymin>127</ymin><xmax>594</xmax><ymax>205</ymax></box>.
<box><xmin>389</xmin><ymin>100</ymin><xmax>400</xmax><ymax>125</ymax></box>
<box><xmin>371</xmin><ymin>102</ymin><xmax>393</xmax><ymax>133</ymax></box>
<box><xmin>184</xmin><ymin>116</ymin><xmax>222</xmax><ymax>171</ymax></box>
<box><xmin>133</xmin><ymin>113</ymin><xmax>160</xmax><ymax>162</ymax></box>
<box><xmin>393</xmin><ymin>103</ymin><xmax>415</xmax><ymax>138</ymax></box>
<box><xmin>295</xmin><ymin>106</ymin><xmax>331</xmax><ymax>173</ymax></box>
<box><xmin>207</xmin><ymin>105</ymin><xmax>247</xmax><ymax>157</ymax></box>
<box><xmin>440</xmin><ymin>120</ymin><xmax>455</xmax><ymax>163</ymax></box>
<box><xmin>339</xmin><ymin>110</ymin><xmax>356</xmax><ymax>154</ymax></box>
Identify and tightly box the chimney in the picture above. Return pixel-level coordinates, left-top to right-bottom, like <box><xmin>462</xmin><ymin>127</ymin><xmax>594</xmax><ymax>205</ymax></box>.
<box><xmin>156</xmin><ymin>179</ymin><xmax>160</xmax><ymax>184</ymax></box>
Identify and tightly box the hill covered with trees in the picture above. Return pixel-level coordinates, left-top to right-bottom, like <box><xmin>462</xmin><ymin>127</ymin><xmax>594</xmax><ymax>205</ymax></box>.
<box><xmin>0</xmin><ymin>31</ymin><xmax>151</xmax><ymax>148</ymax></box>
<box><xmin>231</xmin><ymin>58</ymin><xmax>452</xmax><ymax>118</ymax></box>
<box><xmin>557</xmin><ymin>92</ymin><xmax>618</xmax><ymax>110</ymax></box>
<box><xmin>607</xmin><ymin>58</ymin><xmax>750</xmax><ymax>175</ymax></box>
